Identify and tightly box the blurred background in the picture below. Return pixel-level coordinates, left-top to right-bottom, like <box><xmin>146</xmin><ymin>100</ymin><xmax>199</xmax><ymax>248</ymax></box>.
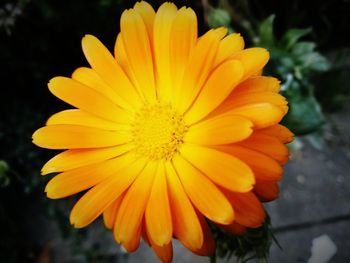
<box><xmin>0</xmin><ymin>0</ymin><xmax>349</xmax><ymax>262</ymax></box>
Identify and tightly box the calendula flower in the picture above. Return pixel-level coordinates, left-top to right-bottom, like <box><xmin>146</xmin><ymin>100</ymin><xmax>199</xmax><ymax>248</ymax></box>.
<box><xmin>32</xmin><ymin>1</ymin><xmax>293</xmax><ymax>262</ymax></box>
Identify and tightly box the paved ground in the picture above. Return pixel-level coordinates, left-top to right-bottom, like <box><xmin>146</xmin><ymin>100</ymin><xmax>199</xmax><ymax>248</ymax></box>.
<box><xmin>267</xmin><ymin>137</ymin><xmax>350</xmax><ymax>263</ymax></box>
<box><xmin>265</xmin><ymin>108</ymin><xmax>350</xmax><ymax>263</ymax></box>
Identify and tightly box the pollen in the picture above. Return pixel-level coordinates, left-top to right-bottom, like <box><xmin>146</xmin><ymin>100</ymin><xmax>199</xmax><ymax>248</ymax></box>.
<box><xmin>131</xmin><ymin>103</ymin><xmax>188</xmax><ymax>160</ymax></box>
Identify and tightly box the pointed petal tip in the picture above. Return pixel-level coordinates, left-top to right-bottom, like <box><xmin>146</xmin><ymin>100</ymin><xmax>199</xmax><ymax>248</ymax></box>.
<box><xmin>244</xmin><ymin>180</ymin><xmax>255</xmax><ymax>193</ymax></box>
<box><xmin>133</xmin><ymin>1</ymin><xmax>150</xmax><ymax>8</ymax></box>
<box><xmin>179</xmin><ymin>6</ymin><xmax>195</xmax><ymax>15</ymax></box>
<box><xmin>220</xmin><ymin>211</ymin><xmax>235</xmax><ymax>225</ymax></box>
<box><xmin>69</xmin><ymin>210</ymin><xmax>86</xmax><ymax>229</ymax></box>
<box><xmin>113</xmin><ymin>231</ymin><xmax>123</xmax><ymax>244</ymax></box>
<box><xmin>45</xmin><ymin>191</ymin><xmax>55</xmax><ymax>199</ymax></box>
<box><xmin>158</xmin><ymin>1</ymin><xmax>177</xmax><ymax>9</ymax></box>
<box><xmin>81</xmin><ymin>34</ymin><xmax>100</xmax><ymax>53</ymax></box>
<box><xmin>45</xmin><ymin>185</ymin><xmax>61</xmax><ymax>200</ymax></box>
<box><xmin>253</xmin><ymin>47</ymin><xmax>270</xmax><ymax>58</ymax></box>
<box><xmin>214</xmin><ymin>26</ymin><xmax>228</xmax><ymax>38</ymax></box>
<box><xmin>47</xmin><ymin>76</ymin><xmax>67</xmax><ymax>93</ymax></box>
<box><xmin>32</xmin><ymin>129</ymin><xmax>42</xmax><ymax>147</ymax></box>
<box><xmin>82</xmin><ymin>34</ymin><xmax>95</xmax><ymax>41</ymax></box>
<box><xmin>41</xmin><ymin>167</ymin><xmax>55</xmax><ymax>175</ymax></box>
<box><xmin>120</xmin><ymin>8</ymin><xmax>133</xmax><ymax>20</ymax></box>
<box><xmin>69</xmin><ymin>217</ymin><xmax>85</xmax><ymax>229</ymax></box>
<box><xmin>151</xmin><ymin>234</ymin><xmax>173</xmax><ymax>248</ymax></box>
<box><xmin>69</xmin><ymin>214</ymin><xmax>75</xmax><ymax>225</ymax></box>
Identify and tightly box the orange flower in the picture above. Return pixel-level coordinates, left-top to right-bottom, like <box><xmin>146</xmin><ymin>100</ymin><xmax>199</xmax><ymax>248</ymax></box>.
<box><xmin>32</xmin><ymin>1</ymin><xmax>293</xmax><ymax>262</ymax></box>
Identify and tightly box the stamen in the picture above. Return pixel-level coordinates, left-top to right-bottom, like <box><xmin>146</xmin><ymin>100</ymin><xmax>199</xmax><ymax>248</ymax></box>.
<box><xmin>131</xmin><ymin>103</ymin><xmax>187</xmax><ymax>160</ymax></box>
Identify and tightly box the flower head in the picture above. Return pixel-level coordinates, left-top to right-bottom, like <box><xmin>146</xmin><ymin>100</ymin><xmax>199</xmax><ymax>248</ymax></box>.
<box><xmin>32</xmin><ymin>1</ymin><xmax>293</xmax><ymax>262</ymax></box>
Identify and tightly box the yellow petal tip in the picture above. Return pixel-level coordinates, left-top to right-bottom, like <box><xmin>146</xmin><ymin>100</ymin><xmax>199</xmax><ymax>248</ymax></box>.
<box><xmin>219</xmin><ymin>211</ymin><xmax>235</xmax><ymax>225</ymax></box>
<box><xmin>41</xmin><ymin>167</ymin><xmax>55</xmax><ymax>175</ymax></box>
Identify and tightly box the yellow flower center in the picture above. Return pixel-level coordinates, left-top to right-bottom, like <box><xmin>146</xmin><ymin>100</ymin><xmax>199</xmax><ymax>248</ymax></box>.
<box><xmin>131</xmin><ymin>103</ymin><xmax>187</xmax><ymax>160</ymax></box>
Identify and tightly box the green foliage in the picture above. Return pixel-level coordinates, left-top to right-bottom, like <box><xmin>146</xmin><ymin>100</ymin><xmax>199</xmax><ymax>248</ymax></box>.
<box><xmin>207</xmin><ymin>8</ymin><xmax>234</xmax><ymax>32</ymax></box>
<box><xmin>281</xmin><ymin>80</ymin><xmax>324</xmax><ymax>135</ymax></box>
<box><xmin>258</xmin><ymin>15</ymin><xmax>275</xmax><ymax>47</ymax></box>
<box><xmin>257</xmin><ymin>15</ymin><xmax>330</xmax><ymax>136</ymax></box>
<box><xmin>315</xmin><ymin>47</ymin><xmax>350</xmax><ymax>112</ymax></box>
<box><xmin>210</xmin><ymin>215</ymin><xmax>277</xmax><ymax>263</ymax></box>
<box><xmin>280</xmin><ymin>28</ymin><xmax>312</xmax><ymax>51</ymax></box>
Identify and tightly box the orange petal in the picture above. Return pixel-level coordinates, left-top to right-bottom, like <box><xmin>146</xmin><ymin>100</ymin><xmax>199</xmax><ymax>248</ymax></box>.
<box><xmin>233</xmin><ymin>76</ymin><xmax>280</xmax><ymax>94</ymax></box>
<box><xmin>41</xmin><ymin>144</ymin><xmax>132</xmax><ymax>175</ymax></box>
<box><xmin>151</xmin><ymin>242</ymin><xmax>173</xmax><ymax>263</ymax></box>
<box><xmin>169</xmin><ymin>7</ymin><xmax>197</xmax><ymax>104</ymax></box>
<box><xmin>172</xmin><ymin>154</ymin><xmax>234</xmax><ymax>224</ymax></box>
<box><xmin>219</xmin><ymin>92</ymin><xmax>288</xmax><ymax>115</ymax></box>
<box><xmin>71</xmin><ymin>67</ymin><xmax>130</xmax><ymax>110</ymax></box>
<box><xmin>103</xmin><ymin>192</ymin><xmax>125</xmax><ymax>229</ymax></box>
<box><xmin>145</xmin><ymin>162</ymin><xmax>173</xmax><ymax>246</ymax></box>
<box><xmin>219</xmin><ymin>222</ymin><xmax>246</xmax><ymax>236</ymax></box>
<box><xmin>237</xmin><ymin>133</ymin><xmax>289</xmax><ymax>164</ymax></box>
<box><xmin>165</xmin><ymin>162</ymin><xmax>203</xmax><ymax>250</ymax></box>
<box><xmin>114</xmin><ymin>33</ymin><xmax>135</xmax><ymax>85</ymax></box>
<box><xmin>32</xmin><ymin>125</ymin><xmax>131</xmax><ymax>149</ymax></box>
<box><xmin>144</xmin><ymin>219</ymin><xmax>174</xmax><ymax>263</ymax></box>
<box><xmin>69</xmin><ymin>156</ymin><xmax>145</xmax><ymax>228</ymax></box>
<box><xmin>120</xmin><ymin>9</ymin><xmax>156</xmax><ymax>102</ymax></box>
<box><xmin>254</xmin><ymin>180</ymin><xmax>279</xmax><ymax>202</ymax></box>
<box><xmin>122</xmin><ymin>223</ymin><xmax>142</xmax><ymax>252</ymax></box>
<box><xmin>45</xmin><ymin>155</ymin><xmax>135</xmax><ymax>199</ymax></box>
<box><xmin>219</xmin><ymin>103</ymin><xmax>285</xmax><ymax>129</ymax></box>
<box><xmin>217</xmin><ymin>145</ymin><xmax>283</xmax><ymax>181</ymax></box>
<box><xmin>153</xmin><ymin>2</ymin><xmax>178</xmax><ymax>102</ymax></box>
<box><xmin>81</xmin><ymin>35</ymin><xmax>142</xmax><ymax>108</ymax></box>
<box><xmin>185</xmin><ymin>59</ymin><xmax>244</xmax><ymax>123</ymax></box>
<box><xmin>175</xmin><ymin>28</ymin><xmax>226</xmax><ymax>113</ymax></box>
<box><xmin>114</xmin><ymin>161</ymin><xmax>157</xmax><ymax>244</ymax></box>
<box><xmin>48</xmin><ymin>77</ymin><xmax>132</xmax><ymax>123</ymax></box>
<box><xmin>258</xmin><ymin>124</ymin><xmax>294</xmax><ymax>143</ymax></box>
<box><xmin>180</xmin><ymin>144</ymin><xmax>255</xmax><ymax>193</ymax></box>
<box><xmin>192</xmin><ymin>213</ymin><xmax>215</xmax><ymax>256</ymax></box>
<box><xmin>232</xmin><ymin>48</ymin><xmax>269</xmax><ymax>80</ymax></box>
<box><xmin>46</xmin><ymin>109</ymin><xmax>130</xmax><ymax>131</ymax></box>
<box><xmin>184</xmin><ymin>115</ymin><xmax>252</xmax><ymax>145</ymax></box>
<box><xmin>223</xmin><ymin>190</ymin><xmax>265</xmax><ymax>228</ymax></box>
<box><xmin>214</xmin><ymin>33</ymin><xmax>244</xmax><ymax>66</ymax></box>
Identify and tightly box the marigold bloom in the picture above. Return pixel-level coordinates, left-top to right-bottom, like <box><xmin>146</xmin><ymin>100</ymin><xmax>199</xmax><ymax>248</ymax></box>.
<box><xmin>32</xmin><ymin>1</ymin><xmax>293</xmax><ymax>262</ymax></box>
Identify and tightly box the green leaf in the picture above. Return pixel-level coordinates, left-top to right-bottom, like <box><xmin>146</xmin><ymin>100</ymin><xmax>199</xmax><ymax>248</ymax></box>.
<box><xmin>259</xmin><ymin>15</ymin><xmax>275</xmax><ymax>47</ymax></box>
<box><xmin>282</xmin><ymin>89</ymin><xmax>324</xmax><ymax>135</ymax></box>
<box><xmin>281</xmin><ymin>28</ymin><xmax>312</xmax><ymax>50</ymax></box>
<box><xmin>299</xmin><ymin>52</ymin><xmax>330</xmax><ymax>72</ymax></box>
<box><xmin>207</xmin><ymin>8</ymin><xmax>231</xmax><ymax>28</ymax></box>
<box><xmin>280</xmin><ymin>57</ymin><xmax>296</xmax><ymax>71</ymax></box>
<box><xmin>292</xmin><ymin>42</ymin><xmax>316</xmax><ymax>57</ymax></box>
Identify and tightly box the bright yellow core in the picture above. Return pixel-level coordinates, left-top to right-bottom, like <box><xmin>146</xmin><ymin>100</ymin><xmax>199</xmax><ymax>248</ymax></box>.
<box><xmin>131</xmin><ymin>103</ymin><xmax>187</xmax><ymax>160</ymax></box>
